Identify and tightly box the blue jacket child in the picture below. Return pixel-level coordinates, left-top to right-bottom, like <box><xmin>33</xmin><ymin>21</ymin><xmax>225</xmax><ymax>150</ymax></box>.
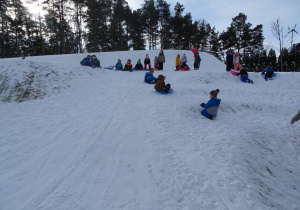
<box><xmin>144</xmin><ymin>69</ymin><xmax>157</xmax><ymax>84</ymax></box>
<box><xmin>261</xmin><ymin>66</ymin><xmax>275</xmax><ymax>81</ymax></box>
<box><xmin>200</xmin><ymin>89</ymin><xmax>221</xmax><ymax>120</ymax></box>
<box><xmin>81</xmin><ymin>55</ymin><xmax>94</xmax><ymax>67</ymax></box>
<box><xmin>115</xmin><ymin>59</ymin><xmax>123</xmax><ymax>71</ymax></box>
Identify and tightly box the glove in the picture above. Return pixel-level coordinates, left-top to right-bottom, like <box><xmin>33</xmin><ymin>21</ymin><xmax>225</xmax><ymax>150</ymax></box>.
<box><xmin>200</xmin><ymin>103</ymin><xmax>205</xmax><ymax>108</ymax></box>
<box><xmin>291</xmin><ymin>120</ymin><xmax>295</xmax><ymax>124</ymax></box>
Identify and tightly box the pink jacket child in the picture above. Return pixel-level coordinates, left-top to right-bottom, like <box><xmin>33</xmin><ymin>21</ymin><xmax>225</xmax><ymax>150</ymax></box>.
<box><xmin>233</xmin><ymin>52</ymin><xmax>242</xmax><ymax>71</ymax></box>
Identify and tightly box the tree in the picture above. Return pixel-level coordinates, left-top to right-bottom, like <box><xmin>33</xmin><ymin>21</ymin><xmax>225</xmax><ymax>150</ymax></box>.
<box><xmin>271</xmin><ymin>17</ymin><xmax>287</xmax><ymax>71</ymax></box>
<box><xmin>128</xmin><ymin>9</ymin><xmax>146</xmax><ymax>50</ymax></box>
<box><xmin>142</xmin><ymin>0</ymin><xmax>159</xmax><ymax>50</ymax></box>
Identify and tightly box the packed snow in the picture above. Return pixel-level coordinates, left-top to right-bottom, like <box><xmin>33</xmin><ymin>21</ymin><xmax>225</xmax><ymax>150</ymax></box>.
<box><xmin>0</xmin><ymin>50</ymin><xmax>299</xmax><ymax>210</ymax></box>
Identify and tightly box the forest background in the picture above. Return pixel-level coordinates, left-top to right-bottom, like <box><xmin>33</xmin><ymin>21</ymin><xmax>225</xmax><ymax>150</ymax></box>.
<box><xmin>1</xmin><ymin>0</ymin><xmax>299</xmax><ymax>71</ymax></box>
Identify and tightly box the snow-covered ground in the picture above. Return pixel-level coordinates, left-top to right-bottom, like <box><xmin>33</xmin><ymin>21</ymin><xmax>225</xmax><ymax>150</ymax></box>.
<box><xmin>0</xmin><ymin>50</ymin><xmax>299</xmax><ymax>210</ymax></box>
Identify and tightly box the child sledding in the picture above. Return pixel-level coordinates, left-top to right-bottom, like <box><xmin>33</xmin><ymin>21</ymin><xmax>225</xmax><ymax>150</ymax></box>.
<box><xmin>200</xmin><ymin>89</ymin><xmax>221</xmax><ymax>120</ymax></box>
<box><xmin>154</xmin><ymin>75</ymin><xmax>171</xmax><ymax>93</ymax></box>
<box><xmin>144</xmin><ymin>69</ymin><xmax>157</xmax><ymax>84</ymax></box>
<box><xmin>261</xmin><ymin>66</ymin><xmax>276</xmax><ymax>81</ymax></box>
<box><xmin>236</xmin><ymin>69</ymin><xmax>253</xmax><ymax>84</ymax></box>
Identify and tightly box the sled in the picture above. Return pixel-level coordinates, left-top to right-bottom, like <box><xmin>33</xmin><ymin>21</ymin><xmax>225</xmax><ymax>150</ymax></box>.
<box><xmin>104</xmin><ymin>66</ymin><xmax>114</xmax><ymax>70</ymax></box>
<box><xmin>156</xmin><ymin>89</ymin><xmax>174</xmax><ymax>94</ymax></box>
<box><xmin>230</xmin><ymin>69</ymin><xmax>240</xmax><ymax>75</ymax></box>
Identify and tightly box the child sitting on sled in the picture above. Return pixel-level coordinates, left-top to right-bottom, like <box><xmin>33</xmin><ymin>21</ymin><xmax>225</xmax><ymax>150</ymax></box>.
<box><xmin>115</xmin><ymin>59</ymin><xmax>123</xmax><ymax>71</ymax></box>
<box><xmin>236</xmin><ymin>69</ymin><xmax>253</xmax><ymax>84</ymax></box>
<box><xmin>134</xmin><ymin>59</ymin><xmax>143</xmax><ymax>70</ymax></box>
<box><xmin>200</xmin><ymin>89</ymin><xmax>221</xmax><ymax>120</ymax></box>
<box><xmin>176</xmin><ymin>59</ymin><xmax>190</xmax><ymax>71</ymax></box>
<box><xmin>154</xmin><ymin>75</ymin><xmax>171</xmax><ymax>93</ymax></box>
<box><xmin>124</xmin><ymin>59</ymin><xmax>133</xmax><ymax>71</ymax></box>
<box><xmin>144</xmin><ymin>69</ymin><xmax>157</xmax><ymax>84</ymax></box>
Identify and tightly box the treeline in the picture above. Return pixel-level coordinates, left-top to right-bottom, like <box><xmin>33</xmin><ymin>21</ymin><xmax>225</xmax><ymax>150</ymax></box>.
<box><xmin>0</xmin><ymin>0</ymin><xmax>299</xmax><ymax>71</ymax></box>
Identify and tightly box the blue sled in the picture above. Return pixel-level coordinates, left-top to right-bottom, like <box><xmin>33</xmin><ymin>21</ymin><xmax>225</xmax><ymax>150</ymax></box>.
<box><xmin>156</xmin><ymin>89</ymin><xmax>174</xmax><ymax>94</ymax></box>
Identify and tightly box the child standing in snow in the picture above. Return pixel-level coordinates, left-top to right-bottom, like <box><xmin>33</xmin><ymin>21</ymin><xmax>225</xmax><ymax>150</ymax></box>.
<box><xmin>154</xmin><ymin>56</ymin><xmax>159</xmax><ymax>70</ymax></box>
<box><xmin>154</xmin><ymin>75</ymin><xmax>171</xmax><ymax>93</ymax></box>
<box><xmin>225</xmin><ymin>50</ymin><xmax>234</xmax><ymax>72</ymax></box>
<box><xmin>144</xmin><ymin>69</ymin><xmax>157</xmax><ymax>84</ymax></box>
<box><xmin>233</xmin><ymin>52</ymin><xmax>242</xmax><ymax>71</ymax></box>
<box><xmin>175</xmin><ymin>54</ymin><xmax>180</xmax><ymax>69</ymax></box>
<box><xmin>115</xmin><ymin>59</ymin><xmax>123</xmax><ymax>71</ymax></box>
<box><xmin>236</xmin><ymin>69</ymin><xmax>253</xmax><ymax>84</ymax></box>
<box><xmin>144</xmin><ymin>54</ymin><xmax>151</xmax><ymax>70</ymax></box>
<box><xmin>192</xmin><ymin>48</ymin><xmax>201</xmax><ymax>70</ymax></box>
<box><xmin>291</xmin><ymin>110</ymin><xmax>300</xmax><ymax>124</ymax></box>
<box><xmin>157</xmin><ymin>50</ymin><xmax>165</xmax><ymax>70</ymax></box>
<box><xmin>200</xmin><ymin>89</ymin><xmax>221</xmax><ymax>120</ymax></box>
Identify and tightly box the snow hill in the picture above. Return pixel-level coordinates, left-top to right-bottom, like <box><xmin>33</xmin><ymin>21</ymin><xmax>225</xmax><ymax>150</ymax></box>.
<box><xmin>0</xmin><ymin>50</ymin><xmax>300</xmax><ymax>210</ymax></box>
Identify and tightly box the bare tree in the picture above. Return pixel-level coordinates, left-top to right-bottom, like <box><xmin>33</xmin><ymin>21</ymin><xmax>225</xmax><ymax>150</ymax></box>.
<box><xmin>271</xmin><ymin>17</ymin><xmax>286</xmax><ymax>71</ymax></box>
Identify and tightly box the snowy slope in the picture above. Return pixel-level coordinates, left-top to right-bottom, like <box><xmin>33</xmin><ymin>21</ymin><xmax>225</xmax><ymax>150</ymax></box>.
<box><xmin>0</xmin><ymin>50</ymin><xmax>300</xmax><ymax>210</ymax></box>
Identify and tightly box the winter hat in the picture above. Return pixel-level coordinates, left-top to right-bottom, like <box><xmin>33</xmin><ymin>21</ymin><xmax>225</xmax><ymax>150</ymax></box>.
<box><xmin>191</xmin><ymin>48</ymin><xmax>197</xmax><ymax>54</ymax></box>
<box><xmin>155</xmin><ymin>56</ymin><xmax>158</xmax><ymax>60</ymax></box>
<box><xmin>149</xmin><ymin>69</ymin><xmax>154</xmax><ymax>73</ymax></box>
<box><xmin>127</xmin><ymin>59</ymin><xmax>131</xmax><ymax>62</ymax></box>
<box><xmin>146</xmin><ymin>54</ymin><xmax>149</xmax><ymax>59</ymax></box>
<box><xmin>87</xmin><ymin>54</ymin><xmax>91</xmax><ymax>58</ymax></box>
<box><xmin>182</xmin><ymin>53</ymin><xmax>186</xmax><ymax>57</ymax></box>
<box><xmin>138</xmin><ymin>59</ymin><xmax>141</xmax><ymax>62</ymax></box>
<box><xmin>210</xmin><ymin>89</ymin><xmax>220</xmax><ymax>97</ymax></box>
<box><xmin>118</xmin><ymin>58</ymin><xmax>121</xmax><ymax>62</ymax></box>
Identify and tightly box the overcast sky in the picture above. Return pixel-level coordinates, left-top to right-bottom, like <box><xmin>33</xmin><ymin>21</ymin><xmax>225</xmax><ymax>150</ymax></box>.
<box><xmin>128</xmin><ymin>0</ymin><xmax>300</xmax><ymax>52</ymax></box>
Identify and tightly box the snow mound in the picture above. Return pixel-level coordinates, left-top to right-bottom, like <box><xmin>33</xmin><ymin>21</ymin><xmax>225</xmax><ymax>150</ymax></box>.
<box><xmin>0</xmin><ymin>60</ymin><xmax>80</xmax><ymax>102</ymax></box>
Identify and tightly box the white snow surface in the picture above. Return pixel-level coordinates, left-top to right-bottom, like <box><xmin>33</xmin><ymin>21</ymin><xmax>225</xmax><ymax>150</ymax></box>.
<box><xmin>0</xmin><ymin>50</ymin><xmax>300</xmax><ymax>210</ymax></box>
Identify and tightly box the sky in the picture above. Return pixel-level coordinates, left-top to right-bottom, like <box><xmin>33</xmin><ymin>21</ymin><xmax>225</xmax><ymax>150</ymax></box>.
<box><xmin>23</xmin><ymin>0</ymin><xmax>300</xmax><ymax>53</ymax></box>
<box><xmin>1</xmin><ymin>50</ymin><xmax>300</xmax><ymax>209</ymax></box>
<box><xmin>128</xmin><ymin>0</ymin><xmax>300</xmax><ymax>52</ymax></box>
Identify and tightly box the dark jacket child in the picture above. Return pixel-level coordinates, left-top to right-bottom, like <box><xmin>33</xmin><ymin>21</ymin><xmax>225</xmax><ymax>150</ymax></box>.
<box><xmin>91</xmin><ymin>55</ymin><xmax>101</xmax><ymax>67</ymax></box>
<box><xmin>154</xmin><ymin>75</ymin><xmax>171</xmax><ymax>93</ymax></box>
<box><xmin>124</xmin><ymin>59</ymin><xmax>133</xmax><ymax>71</ymax></box>
<box><xmin>81</xmin><ymin>55</ymin><xmax>94</xmax><ymax>67</ymax></box>
<box><xmin>157</xmin><ymin>50</ymin><xmax>165</xmax><ymax>70</ymax></box>
<box><xmin>144</xmin><ymin>54</ymin><xmax>151</xmax><ymax>69</ymax></box>
<box><xmin>261</xmin><ymin>66</ymin><xmax>275</xmax><ymax>81</ymax></box>
<box><xmin>200</xmin><ymin>89</ymin><xmax>221</xmax><ymax>120</ymax></box>
<box><xmin>135</xmin><ymin>59</ymin><xmax>144</xmax><ymax>70</ymax></box>
<box><xmin>115</xmin><ymin>59</ymin><xmax>123</xmax><ymax>71</ymax></box>
<box><xmin>192</xmin><ymin>48</ymin><xmax>201</xmax><ymax>70</ymax></box>
<box><xmin>144</xmin><ymin>69</ymin><xmax>157</xmax><ymax>84</ymax></box>
<box><xmin>225</xmin><ymin>50</ymin><xmax>234</xmax><ymax>71</ymax></box>
<box><xmin>236</xmin><ymin>69</ymin><xmax>253</xmax><ymax>84</ymax></box>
